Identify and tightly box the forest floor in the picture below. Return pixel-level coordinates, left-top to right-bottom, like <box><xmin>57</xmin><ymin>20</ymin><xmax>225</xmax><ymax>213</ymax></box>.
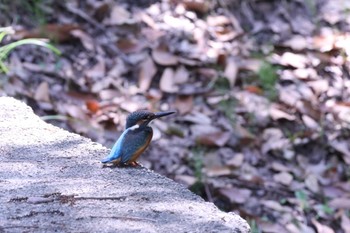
<box><xmin>1</xmin><ymin>0</ymin><xmax>350</xmax><ymax>232</ymax></box>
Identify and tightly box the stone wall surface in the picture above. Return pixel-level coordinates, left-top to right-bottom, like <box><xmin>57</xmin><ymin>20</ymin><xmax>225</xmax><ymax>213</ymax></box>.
<box><xmin>0</xmin><ymin>97</ymin><xmax>250</xmax><ymax>233</ymax></box>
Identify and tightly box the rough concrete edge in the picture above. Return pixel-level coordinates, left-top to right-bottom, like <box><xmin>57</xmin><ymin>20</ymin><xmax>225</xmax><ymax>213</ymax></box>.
<box><xmin>0</xmin><ymin>96</ymin><xmax>251</xmax><ymax>232</ymax></box>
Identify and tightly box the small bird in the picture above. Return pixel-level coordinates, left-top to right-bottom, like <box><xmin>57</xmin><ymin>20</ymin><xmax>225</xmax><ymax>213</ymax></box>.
<box><xmin>101</xmin><ymin>110</ymin><xmax>175</xmax><ymax>166</ymax></box>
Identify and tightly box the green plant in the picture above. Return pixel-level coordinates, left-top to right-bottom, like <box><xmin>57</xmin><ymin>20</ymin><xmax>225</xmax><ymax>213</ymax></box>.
<box><xmin>321</xmin><ymin>203</ymin><xmax>334</xmax><ymax>215</ymax></box>
<box><xmin>218</xmin><ymin>96</ymin><xmax>237</xmax><ymax>126</ymax></box>
<box><xmin>258</xmin><ymin>61</ymin><xmax>278</xmax><ymax>101</ymax></box>
<box><xmin>0</xmin><ymin>0</ymin><xmax>50</xmax><ymax>26</ymax></box>
<box><xmin>295</xmin><ymin>190</ymin><xmax>309</xmax><ymax>211</ymax></box>
<box><xmin>213</xmin><ymin>76</ymin><xmax>231</xmax><ymax>94</ymax></box>
<box><xmin>0</xmin><ymin>28</ymin><xmax>60</xmax><ymax>73</ymax></box>
<box><xmin>40</xmin><ymin>115</ymin><xmax>69</xmax><ymax>121</ymax></box>
<box><xmin>191</xmin><ymin>146</ymin><xmax>204</xmax><ymax>182</ymax></box>
<box><xmin>26</xmin><ymin>0</ymin><xmax>47</xmax><ymax>25</ymax></box>
<box><xmin>249</xmin><ymin>219</ymin><xmax>261</xmax><ymax>233</ymax></box>
<box><xmin>304</xmin><ymin>0</ymin><xmax>317</xmax><ymax>18</ymax></box>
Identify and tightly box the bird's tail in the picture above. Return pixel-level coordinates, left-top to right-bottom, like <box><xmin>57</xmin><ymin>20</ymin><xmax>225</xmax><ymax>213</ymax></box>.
<box><xmin>101</xmin><ymin>157</ymin><xmax>111</xmax><ymax>163</ymax></box>
<box><xmin>101</xmin><ymin>156</ymin><xmax>121</xmax><ymax>164</ymax></box>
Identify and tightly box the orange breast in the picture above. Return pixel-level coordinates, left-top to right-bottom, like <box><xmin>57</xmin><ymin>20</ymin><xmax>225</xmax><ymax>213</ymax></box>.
<box><xmin>128</xmin><ymin>132</ymin><xmax>153</xmax><ymax>164</ymax></box>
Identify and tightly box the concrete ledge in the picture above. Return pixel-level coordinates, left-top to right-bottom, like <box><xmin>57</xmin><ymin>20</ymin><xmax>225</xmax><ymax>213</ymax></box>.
<box><xmin>0</xmin><ymin>97</ymin><xmax>250</xmax><ymax>233</ymax></box>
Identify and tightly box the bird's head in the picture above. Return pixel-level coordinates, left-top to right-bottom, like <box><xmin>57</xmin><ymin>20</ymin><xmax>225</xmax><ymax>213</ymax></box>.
<box><xmin>125</xmin><ymin>110</ymin><xmax>175</xmax><ymax>129</ymax></box>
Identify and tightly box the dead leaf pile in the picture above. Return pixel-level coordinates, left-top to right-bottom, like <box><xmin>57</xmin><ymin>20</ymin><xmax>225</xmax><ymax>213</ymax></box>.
<box><xmin>2</xmin><ymin>0</ymin><xmax>350</xmax><ymax>231</ymax></box>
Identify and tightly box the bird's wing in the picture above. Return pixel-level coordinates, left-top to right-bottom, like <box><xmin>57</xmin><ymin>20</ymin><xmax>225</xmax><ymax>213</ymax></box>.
<box><xmin>101</xmin><ymin>130</ymin><xmax>128</xmax><ymax>163</ymax></box>
<box><xmin>119</xmin><ymin>128</ymin><xmax>153</xmax><ymax>164</ymax></box>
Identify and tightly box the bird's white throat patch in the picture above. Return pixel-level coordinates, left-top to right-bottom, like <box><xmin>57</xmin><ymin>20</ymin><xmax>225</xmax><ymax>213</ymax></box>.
<box><xmin>129</xmin><ymin>124</ymin><xmax>140</xmax><ymax>131</ymax></box>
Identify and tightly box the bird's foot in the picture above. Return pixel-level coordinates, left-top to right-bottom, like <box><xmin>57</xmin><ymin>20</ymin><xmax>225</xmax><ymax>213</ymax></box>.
<box><xmin>101</xmin><ymin>161</ymin><xmax>144</xmax><ymax>169</ymax></box>
<box><xmin>130</xmin><ymin>161</ymin><xmax>140</xmax><ymax>167</ymax></box>
<box><xmin>101</xmin><ymin>161</ymin><xmax>119</xmax><ymax>168</ymax></box>
<box><xmin>121</xmin><ymin>161</ymin><xmax>144</xmax><ymax>169</ymax></box>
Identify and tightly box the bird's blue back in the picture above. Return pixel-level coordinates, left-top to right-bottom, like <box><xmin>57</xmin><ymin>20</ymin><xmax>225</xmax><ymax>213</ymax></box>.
<box><xmin>101</xmin><ymin>125</ymin><xmax>153</xmax><ymax>164</ymax></box>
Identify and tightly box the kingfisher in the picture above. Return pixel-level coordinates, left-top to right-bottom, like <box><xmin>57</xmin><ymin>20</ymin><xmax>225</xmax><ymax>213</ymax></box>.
<box><xmin>101</xmin><ymin>110</ymin><xmax>175</xmax><ymax>166</ymax></box>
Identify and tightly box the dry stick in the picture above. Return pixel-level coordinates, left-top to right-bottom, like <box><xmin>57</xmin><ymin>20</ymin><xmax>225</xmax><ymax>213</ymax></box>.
<box><xmin>63</xmin><ymin>3</ymin><xmax>105</xmax><ymax>31</ymax></box>
<box><xmin>74</xmin><ymin>196</ymin><xmax>127</xmax><ymax>201</ymax></box>
<box><xmin>204</xmin><ymin>182</ymin><xmax>213</xmax><ymax>203</ymax></box>
<box><xmin>87</xmin><ymin>215</ymin><xmax>157</xmax><ymax>223</ymax></box>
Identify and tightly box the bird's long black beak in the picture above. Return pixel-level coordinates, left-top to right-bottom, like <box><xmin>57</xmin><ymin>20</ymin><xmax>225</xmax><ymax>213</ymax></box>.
<box><xmin>154</xmin><ymin>111</ymin><xmax>176</xmax><ymax>119</ymax></box>
<box><xmin>141</xmin><ymin>111</ymin><xmax>175</xmax><ymax>127</ymax></box>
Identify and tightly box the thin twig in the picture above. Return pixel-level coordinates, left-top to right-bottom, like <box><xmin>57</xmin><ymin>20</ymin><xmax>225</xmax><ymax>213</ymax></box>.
<box><xmin>74</xmin><ymin>196</ymin><xmax>127</xmax><ymax>201</ymax></box>
<box><xmin>204</xmin><ymin>182</ymin><xmax>213</xmax><ymax>203</ymax></box>
<box><xmin>86</xmin><ymin>215</ymin><xmax>157</xmax><ymax>223</ymax></box>
<box><xmin>62</xmin><ymin>3</ymin><xmax>106</xmax><ymax>31</ymax></box>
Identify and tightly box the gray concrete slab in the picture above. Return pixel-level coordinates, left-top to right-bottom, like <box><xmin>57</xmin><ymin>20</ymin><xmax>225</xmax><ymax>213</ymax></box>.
<box><xmin>0</xmin><ymin>97</ymin><xmax>250</xmax><ymax>233</ymax></box>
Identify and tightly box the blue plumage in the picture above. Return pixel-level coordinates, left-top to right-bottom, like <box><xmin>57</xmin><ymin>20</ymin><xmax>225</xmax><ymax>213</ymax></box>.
<box><xmin>100</xmin><ymin>127</ymin><xmax>132</xmax><ymax>163</ymax></box>
<box><xmin>101</xmin><ymin>110</ymin><xmax>175</xmax><ymax>166</ymax></box>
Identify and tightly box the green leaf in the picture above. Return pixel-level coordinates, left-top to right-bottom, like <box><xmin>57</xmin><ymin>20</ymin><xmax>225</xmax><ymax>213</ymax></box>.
<box><xmin>0</xmin><ymin>37</ymin><xmax>61</xmax><ymax>73</ymax></box>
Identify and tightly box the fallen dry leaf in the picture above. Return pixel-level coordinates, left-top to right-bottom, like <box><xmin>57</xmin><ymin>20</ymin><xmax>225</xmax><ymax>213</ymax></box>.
<box><xmin>273</xmin><ymin>172</ymin><xmax>293</xmax><ymax>186</ymax></box>
<box><xmin>204</xmin><ymin>167</ymin><xmax>231</xmax><ymax>177</ymax></box>
<box><xmin>269</xmin><ymin>105</ymin><xmax>296</xmax><ymax>121</ymax></box>
<box><xmin>233</xmin><ymin>124</ymin><xmax>255</xmax><ymax>145</ymax></box>
<box><xmin>213</xmin><ymin>28</ymin><xmax>237</xmax><ymax>42</ymax></box>
<box><xmin>262</xmin><ymin>128</ymin><xmax>290</xmax><ymax>154</ymax></box>
<box><xmin>99</xmin><ymin>89</ymin><xmax>119</xmax><ymax>100</ymax></box>
<box><xmin>226</xmin><ymin>153</ymin><xmax>244</xmax><ymax>167</ymax></box>
<box><xmin>207</xmin><ymin>15</ymin><xmax>230</xmax><ymax>26</ymax></box>
<box><xmin>159</xmin><ymin>68</ymin><xmax>179</xmax><ymax>93</ymax></box>
<box><xmin>196</xmin><ymin>68</ymin><xmax>217</xmax><ymax>79</ymax></box>
<box><xmin>85</xmin><ymin>57</ymin><xmax>106</xmax><ymax>79</ymax></box>
<box><xmin>182</xmin><ymin>0</ymin><xmax>209</xmax><ymax>14</ymax></box>
<box><xmin>224</xmin><ymin>57</ymin><xmax>238</xmax><ymax>88</ymax></box>
<box><xmin>196</xmin><ymin>131</ymin><xmax>231</xmax><ymax>147</ymax></box>
<box><xmin>173</xmin><ymin>65</ymin><xmax>190</xmax><ymax>84</ymax></box>
<box><xmin>271</xmin><ymin>162</ymin><xmax>290</xmax><ymax>172</ymax></box>
<box><xmin>283</xmin><ymin>35</ymin><xmax>310</xmax><ymax>51</ymax></box>
<box><xmin>308</xmin><ymin>80</ymin><xmax>329</xmax><ymax>95</ymax></box>
<box><xmin>64</xmin><ymin>104</ymin><xmax>87</xmax><ymax>120</ymax></box>
<box><xmin>139</xmin><ymin>57</ymin><xmax>157</xmax><ymax>92</ymax></box>
<box><xmin>302</xmin><ymin>115</ymin><xmax>320</xmax><ymax>131</ymax></box>
<box><xmin>70</xmin><ymin>29</ymin><xmax>94</xmax><ymax>51</ymax></box>
<box><xmin>120</xmin><ymin>100</ymin><xmax>141</xmax><ymax>113</ymax></box>
<box><xmin>152</xmin><ymin>47</ymin><xmax>178</xmax><ymax>66</ymax></box>
<box><xmin>277</xmin><ymin>52</ymin><xmax>309</xmax><ymax>68</ymax></box>
<box><xmin>184</xmin><ymin>112</ymin><xmax>212</xmax><ymax>125</ymax></box>
<box><xmin>203</xmin><ymin>151</ymin><xmax>223</xmax><ymax>168</ymax></box>
<box><xmin>219</xmin><ymin>187</ymin><xmax>252</xmax><ymax>204</ymax></box>
<box><xmin>34</xmin><ymin>81</ymin><xmax>50</xmax><ymax>102</ymax></box>
<box><xmin>262</xmin><ymin>200</ymin><xmax>287</xmax><ymax>212</ymax></box>
<box><xmin>239</xmin><ymin>59</ymin><xmax>262</xmax><ymax>72</ymax></box>
<box><xmin>15</xmin><ymin>24</ymin><xmax>80</xmax><ymax>42</ymax></box>
<box><xmin>313</xmin><ymin>30</ymin><xmax>336</xmax><ymax>52</ymax></box>
<box><xmin>92</xmin><ymin>2</ymin><xmax>110</xmax><ymax>22</ymax></box>
<box><xmin>329</xmin><ymin>140</ymin><xmax>350</xmax><ymax>165</ymax></box>
<box><xmin>175</xmin><ymin>95</ymin><xmax>193</xmax><ymax>115</ymax></box>
<box><xmin>329</xmin><ymin>198</ymin><xmax>350</xmax><ymax>209</ymax></box>
<box><xmin>258</xmin><ymin>221</ymin><xmax>288</xmax><ymax>233</ymax></box>
<box><xmin>311</xmin><ymin>218</ymin><xmax>335</xmax><ymax>233</ymax></box>
<box><xmin>305</xmin><ymin>174</ymin><xmax>320</xmax><ymax>193</ymax></box>
<box><xmin>296</xmin><ymin>100</ymin><xmax>321</xmax><ymax>121</ymax></box>
<box><xmin>285</xmin><ymin>223</ymin><xmax>301</xmax><ymax>233</ymax></box>
<box><xmin>341</xmin><ymin>213</ymin><xmax>350</xmax><ymax>233</ymax></box>
<box><xmin>86</xmin><ymin>100</ymin><xmax>100</xmax><ymax>114</ymax></box>
<box><xmin>244</xmin><ymin>85</ymin><xmax>263</xmax><ymax>95</ymax></box>
<box><xmin>175</xmin><ymin>175</ymin><xmax>197</xmax><ymax>186</ymax></box>
<box><xmin>116</xmin><ymin>38</ymin><xmax>146</xmax><ymax>54</ymax></box>
<box><xmin>145</xmin><ymin>89</ymin><xmax>163</xmax><ymax>101</ymax></box>
<box><xmin>107</xmin><ymin>5</ymin><xmax>133</xmax><ymax>25</ymax></box>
